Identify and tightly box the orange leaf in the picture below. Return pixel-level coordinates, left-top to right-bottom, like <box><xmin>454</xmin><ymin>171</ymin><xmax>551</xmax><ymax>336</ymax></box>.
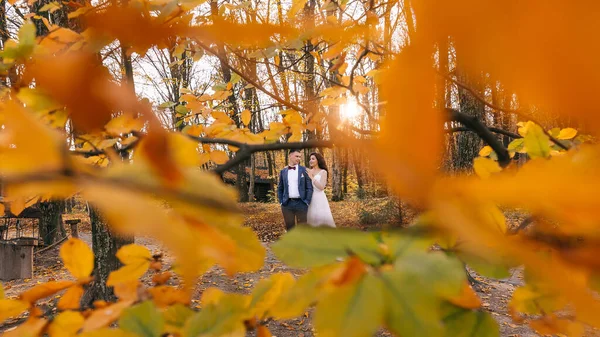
<box><xmin>81</xmin><ymin>300</ymin><xmax>134</xmax><ymax>332</ymax></box>
<box><xmin>241</xmin><ymin>109</ymin><xmax>251</xmax><ymax>126</ymax></box>
<box><xmin>328</xmin><ymin>256</ymin><xmax>367</xmax><ymax>287</ymax></box>
<box><xmin>257</xmin><ymin>325</ymin><xmax>273</xmax><ymax>337</ymax></box>
<box><xmin>3</xmin><ymin>317</ymin><xmax>47</xmax><ymax>337</ymax></box>
<box><xmin>373</xmin><ymin>44</ymin><xmax>442</xmax><ymax>204</ymax></box>
<box><xmin>113</xmin><ymin>281</ymin><xmax>140</xmax><ymax>302</ymax></box>
<box><xmin>210</xmin><ymin>150</ymin><xmax>229</xmax><ymax>164</ymax></box>
<box><xmin>57</xmin><ymin>285</ymin><xmax>84</xmax><ymax>311</ymax></box>
<box><xmin>148</xmin><ymin>286</ymin><xmax>190</xmax><ymax>308</ymax></box>
<box><xmin>447</xmin><ymin>282</ymin><xmax>482</xmax><ymax>309</ymax></box>
<box><xmin>20</xmin><ymin>281</ymin><xmax>75</xmax><ymax>304</ymax></box>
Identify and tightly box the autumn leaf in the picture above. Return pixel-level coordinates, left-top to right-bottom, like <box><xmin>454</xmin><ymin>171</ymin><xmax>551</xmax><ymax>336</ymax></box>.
<box><xmin>210</xmin><ymin>150</ymin><xmax>229</xmax><ymax>164</ymax></box>
<box><xmin>148</xmin><ymin>286</ymin><xmax>190</xmax><ymax>308</ymax></box>
<box><xmin>523</xmin><ymin>123</ymin><xmax>551</xmax><ymax>159</ymax></box>
<box><xmin>57</xmin><ymin>285</ymin><xmax>84</xmax><ymax>311</ymax></box>
<box><xmin>60</xmin><ymin>238</ymin><xmax>94</xmax><ymax>280</ymax></box>
<box><xmin>272</xmin><ymin>227</ymin><xmax>383</xmax><ymax>268</ymax></box>
<box><xmin>82</xmin><ymin>300</ymin><xmax>135</xmax><ymax>332</ymax></box>
<box><xmin>248</xmin><ymin>273</ymin><xmax>295</xmax><ymax>318</ymax></box>
<box><xmin>184</xmin><ymin>292</ymin><xmax>249</xmax><ymax>337</ymax></box>
<box><xmin>257</xmin><ymin>325</ymin><xmax>272</xmax><ymax>337</ymax></box>
<box><xmin>107</xmin><ymin>244</ymin><xmax>151</xmax><ymax>286</ymax></box>
<box><xmin>0</xmin><ymin>298</ymin><xmax>29</xmax><ymax>323</ymax></box>
<box><xmin>3</xmin><ymin>317</ymin><xmax>47</xmax><ymax>337</ymax></box>
<box><xmin>119</xmin><ymin>301</ymin><xmax>164</xmax><ymax>337</ymax></box>
<box><xmin>47</xmin><ymin>311</ymin><xmax>85</xmax><ymax>337</ymax></box>
<box><xmin>473</xmin><ymin>157</ymin><xmax>502</xmax><ymax>179</ymax></box>
<box><xmin>529</xmin><ymin>315</ymin><xmax>584</xmax><ymax>337</ymax></box>
<box><xmin>19</xmin><ymin>281</ymin><xmax>74</xmax><ymax>304</ymax></box>
<box><xmin>557</xmin><ymin>127</ymin><xmax>578</xmax><ymax>140</ymax></box>
<box><xmin>241</xmin><ymin>109</ymin><xmax>251</xmax><ymax>126</ymax></box>
<box><xmin>314</xmin><ymin>274</ymin><xmax>383</xmax><ymax>337</ymax></box>
<box><xmin>441</xmin><ymin>303</ymin><xmax>499</xmax><ymax>337</ymax></box>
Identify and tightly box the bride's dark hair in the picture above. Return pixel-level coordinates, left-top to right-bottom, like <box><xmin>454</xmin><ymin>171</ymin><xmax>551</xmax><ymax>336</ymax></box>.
<box><xmin>309</xmin><ymin>152</ymin><xmax>328</xmax><ymax>173</ymax></box>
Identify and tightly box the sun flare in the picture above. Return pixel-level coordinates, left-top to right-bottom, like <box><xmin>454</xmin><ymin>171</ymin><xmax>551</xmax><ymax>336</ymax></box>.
<box><xmin>339</xmin><ymin>98</ymin><xmax>362</xmax><ymax>122</ymax></box>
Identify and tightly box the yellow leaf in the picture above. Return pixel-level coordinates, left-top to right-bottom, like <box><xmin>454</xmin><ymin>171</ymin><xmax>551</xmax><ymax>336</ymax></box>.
<box><xmin>20</xmin><ymin>281</ymin><xmax>74</xmax><ymax>304</ymax></box>
<box><xmin>0</xmin><ymin>299</ymin><xmax>29</xmax><ymax>323</ymax></box>
<box><xmin>57</xmin><ymin>285</ymin><xmax>84</xmax><ymax>311</ymax></box>
<box><xmin>210</xmin><ymin>150</ymin><xmax>229</xmax><ymax>164</ymax></box>
<box><xmin>107</xmin><ymin>244</ymin><xmax>151</xmax><ymax>286</ymax></box>
<box><xmin>523</xmin><ymin>123</ymin><xmax>551</xmax><ymax>158</ymax></box>
<box><xmin>478</xmin><ymin>146</ymin><xmax>493</xmax><ymax>157</ymax></box>
<box><xmin>557</xmin><ymin>127</ymin><xmax>578</xmax><ymax>140</ymax></box>
<box><xmin>241</xmin><ymin>109</ymin><xmax>251</xmax><ymax>126</ymax></box>
<box><xmin>78</xmin><ymin>328</ymin><xmax>137</xmax><ymax>337</ymax></box>
<box><xmin>60</xmin><ymin>238</ymin><xmax>94</xmax><ymax>279</ymax></box>
<box><xmin>47</xmin><ymin>311</ymin><xmax>84</xmax><ymax>337</ymax></box>
<box><xmin>473</xmin><ymin>157</ymin><xmax>502</xmax><ymax>179</ymax></box>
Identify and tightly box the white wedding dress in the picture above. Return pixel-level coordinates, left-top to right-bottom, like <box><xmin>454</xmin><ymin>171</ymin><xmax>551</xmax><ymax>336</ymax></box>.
<box><xmin>307</xmin><ymin>170</ymin><xmax>336</xmax><ymax>228</ymax></box>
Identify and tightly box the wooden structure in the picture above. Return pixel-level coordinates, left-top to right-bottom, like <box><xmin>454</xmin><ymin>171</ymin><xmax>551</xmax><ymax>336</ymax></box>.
<box><xmin>0</xmin><ymin>238</ymin><xmax>38</xmax><ymax>280</ymax></box>
<box><xmin>65</xmin><ymin>219</ymin><xmax>81</xmax><ymax>238</ymax></box>
<box><xmin>222</xmin><ymin>166</ymin><xmax>275</xmax><ymax>202</ymax></box>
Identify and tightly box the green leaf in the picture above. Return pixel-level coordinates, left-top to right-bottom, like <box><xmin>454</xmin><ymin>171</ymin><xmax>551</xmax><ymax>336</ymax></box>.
<box><xmin>394</xmin><ymin>251</ymin><xmax>465</xmax><ymax>298</ymax></box>
<box><xmin>183</xmin><ymin>293</ymin><xmax>248</xmax><ymax>337</ymax></box>
<box><xmin>119</xmin><ymin>301</ymin><xmax>164</xmax><ymax>337</ymax></box>
<box><xmin>272</xmin><ymin>227</ymin><xmax>383</xmax><ymax>268</ymax></box>
<box><xmin>380</xmin><ymin>270</ymin><xmax>443</xmax><ymax>337</ymax></box>
<box><xmin>441</xmin><ymin>303</ymin><xmax>499</xmax><ymax>337</ymax></box>
<box><xmin>230</xmin><ymin>72</ymin><xmax>241</xmax><ymax>84</ymax></box>
<box><xmin>158</xmin><ymin>101</ymin><xmax>177</xmax><ymax>109</ymax></box>
<box><xmin>507</xmin><ymin>138</ymin><xmax>525</xmax><ymax>153</ymax></box>
<box><xmin>212</xmin><ymin>83</ymin><xmax>227</xmax><ymax>91</ymax></box>
<box><xmin>523</xmin><ymin>123</ymin><xmax>551</xmax><ymax>158</ymax></box>
<box><xmin>175</xmin><ymin>104</ymin><xmax>188</xmax><ymax>115</ymax></box>
<box><xmin>163</xmin><ymin>304</ymin><xmax>194</xmax><ymax>330</ymax></box>
<box><xmin>379</xmin><ymin>251</ymin><xmax>466</xmax><ymax>337</ymax></box>
<box><xmin>314</xmin><ymin>274</ymin><xmax>384</xmax><ymax>337</ymax></box>
<box><xmin>18</xmin><ymin>21</ymin><xmax>36</xmax><ymax>51</ymax></box>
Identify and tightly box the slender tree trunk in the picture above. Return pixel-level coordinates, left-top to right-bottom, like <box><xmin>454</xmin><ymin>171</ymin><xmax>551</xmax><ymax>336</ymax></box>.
<box><xmin>248</xmin><ymin>154</ymin><xmax>256</xmax><ymax>202</ymax></box>
<box><xmin>38</xmin><ymin>200</ymin><xmax>65</xmax><ymax>245</ymax></box>
<box><xmin>81</xmin><ymin>207</ymin><xmax>129</xmax><ymax>305</ymax></box>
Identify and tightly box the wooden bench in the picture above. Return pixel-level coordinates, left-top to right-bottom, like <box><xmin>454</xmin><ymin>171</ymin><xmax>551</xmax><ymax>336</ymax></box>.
<box><xmin>65</xmin><ymin>219</ymin><xmax>81</xmax><ymax>238</ymax></box>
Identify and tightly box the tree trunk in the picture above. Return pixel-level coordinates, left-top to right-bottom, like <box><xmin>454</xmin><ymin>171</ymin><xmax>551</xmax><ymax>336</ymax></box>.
<box><xmin>248</xmin><ymin>154</ymin><xmax>256</xmax><ymax>202</ymax></box>
<box><xmin>82</xmin><ymin>206</ymin><xmax>131</xmax><ymax>306</ymax></box>
<box><xmin>38</xmin><ymin>200</ymin><xmax>65</xmax><ymax>245</ymax></box>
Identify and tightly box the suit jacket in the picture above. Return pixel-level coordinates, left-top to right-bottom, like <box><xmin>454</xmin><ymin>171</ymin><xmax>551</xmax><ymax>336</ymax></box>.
<box><xmin>277</xmin><ymin>165</ymin><xmax>313</xmax><ymax>206</ymax></box>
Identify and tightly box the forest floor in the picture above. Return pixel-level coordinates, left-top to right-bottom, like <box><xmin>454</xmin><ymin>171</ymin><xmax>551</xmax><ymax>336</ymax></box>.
<box><xmin>1</xmin><ymin>198</ymin><xmax>594</xmax><ymax>336</ymax></box>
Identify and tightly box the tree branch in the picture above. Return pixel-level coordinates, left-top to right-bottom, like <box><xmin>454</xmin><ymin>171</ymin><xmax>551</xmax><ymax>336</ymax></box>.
<box><xmin>448</xmin><ymin>126</ymin><xmax>521</xmax><ymax>140</ymax></box>
<box><xmin>448</xmin><ymin>108</ymin><xmax>511</xmax><ymax>167</ymax></box>
<box><xmin>213</xmin><ymin>140</ymin><xmax>335</xmax><ymax>174</ymax></box>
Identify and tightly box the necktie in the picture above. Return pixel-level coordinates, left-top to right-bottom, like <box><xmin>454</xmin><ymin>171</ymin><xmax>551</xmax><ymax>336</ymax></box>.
<box><xmin>288</xmin><ymin>166</ymin><xmax>296</xmax><ymax>170</ymax></box>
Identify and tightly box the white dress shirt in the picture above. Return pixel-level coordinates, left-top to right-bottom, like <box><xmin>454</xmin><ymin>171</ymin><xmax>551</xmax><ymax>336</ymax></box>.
<box><xmin>287</xmin><ymin>165</ymin><xmax>300</xmax><ymax>198</ymax></box>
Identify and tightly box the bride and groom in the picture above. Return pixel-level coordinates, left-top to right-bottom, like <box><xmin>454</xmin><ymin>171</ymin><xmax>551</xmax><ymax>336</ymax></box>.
<box><xmin>277</xmin><ymin>149</ymin><xmax>336</xmax><ymax>231</ymax></box>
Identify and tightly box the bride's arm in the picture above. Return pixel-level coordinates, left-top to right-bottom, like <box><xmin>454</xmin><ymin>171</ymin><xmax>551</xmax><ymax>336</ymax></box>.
<box><xmin>313</xmin><ymin>171</ymin><xmax>327</xmax><ymax>190</ymax></box>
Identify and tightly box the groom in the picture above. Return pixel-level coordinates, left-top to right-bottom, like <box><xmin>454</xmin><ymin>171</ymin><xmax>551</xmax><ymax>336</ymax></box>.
<box><xmin>277</xmin><ymin>149</ymin><xmax>313</xmax><ymax>231</ymax></box>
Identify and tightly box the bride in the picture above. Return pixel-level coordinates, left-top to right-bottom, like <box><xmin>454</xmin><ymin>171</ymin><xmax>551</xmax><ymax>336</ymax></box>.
<box><xmin>306</xmin><ymin>152</ymin><xmax>336</xmax><ymax>228</ymax></box>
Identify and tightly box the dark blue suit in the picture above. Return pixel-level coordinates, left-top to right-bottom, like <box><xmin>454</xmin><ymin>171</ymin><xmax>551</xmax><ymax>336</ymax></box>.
<box><xmin>278</xmin><ymin>165</ymin><xmax>313</xmax><ymax>230</ymax></box>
